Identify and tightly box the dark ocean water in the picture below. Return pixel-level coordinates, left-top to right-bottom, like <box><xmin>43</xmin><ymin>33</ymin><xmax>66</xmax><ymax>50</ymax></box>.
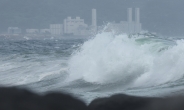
<box><xmin>1</xmin><ymin>33</ymin><xmax>184</xmax><ymax>103</ymax></box>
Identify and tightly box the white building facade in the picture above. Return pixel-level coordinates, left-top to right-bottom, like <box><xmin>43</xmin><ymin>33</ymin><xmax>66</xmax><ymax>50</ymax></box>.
<box><xmin>63</xmin><ymin>17</ymin><xmax>89</xmax><ymax>35</ymax></box>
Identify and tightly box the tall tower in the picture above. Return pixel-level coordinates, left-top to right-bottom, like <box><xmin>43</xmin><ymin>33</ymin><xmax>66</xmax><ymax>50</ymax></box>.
<box><xmin>135</xmin><ymin>8</ymin><xmax>140</xmax><ymax>23</ymax></box>
<box><xmin>127</xmin><ymin>8</ymin><xmax>133</xmax><ymax>33</ymax></box>
<box><xmin>92</xmin><ymin>9</ymin><xmax>97</xmax><ymax>33</ymax></box>
<box><xmin>127</xmin><ymin>8</ymin><xmax>132</xmax><ymax>23</ymax></box>
<box><xmin>135</xmin><ymin>8</ymin><xmax>141</xmax><ymax>33</ymax></box>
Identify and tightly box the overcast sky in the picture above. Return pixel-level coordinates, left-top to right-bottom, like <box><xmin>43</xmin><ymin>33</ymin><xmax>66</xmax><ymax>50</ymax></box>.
<box><xmin>0</xmin><ymin>0</ymin><xmax>184</xmax><ymax>36</ymax></box>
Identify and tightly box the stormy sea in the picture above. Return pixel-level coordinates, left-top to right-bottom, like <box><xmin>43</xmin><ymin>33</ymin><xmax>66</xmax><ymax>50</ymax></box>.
<box><xmin>1</xmin><ymin>31</ymin><xmax>184</xmax><ymax>103</ymax></box>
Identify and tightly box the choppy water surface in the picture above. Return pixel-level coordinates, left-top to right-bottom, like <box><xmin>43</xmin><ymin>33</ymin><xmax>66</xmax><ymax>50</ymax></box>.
<box><xmin>1</xmin><ymin>32</ymin><xmax>184</xmax><ymax>103</ymax></box>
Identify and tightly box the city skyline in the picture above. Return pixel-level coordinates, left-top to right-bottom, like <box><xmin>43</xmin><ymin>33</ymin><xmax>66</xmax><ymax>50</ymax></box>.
<box><xmin>7</xmin><ymin>8</ymin><xmax>142</xmax><ymax>36</ymax></box>
<box><xmin>1</xmin><ymin>0</ymin><xmax>184</xmax><ymax>36</ymax></box>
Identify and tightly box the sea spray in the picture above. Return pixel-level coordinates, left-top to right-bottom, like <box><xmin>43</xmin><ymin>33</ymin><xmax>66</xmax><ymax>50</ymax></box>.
<box><xmin>68</xmin><ymin>32</ymin><xmax>153</xmax><ymax>84</ymax></box>
<box><xmin>67</xmin><ymin>31</ymin><xmax>184</xmax><ymax>88</ymax></box>
<box><xmin>134</xmin><ymin>40</ymin><xmax>184</xmax><ymax>87</ymax></box>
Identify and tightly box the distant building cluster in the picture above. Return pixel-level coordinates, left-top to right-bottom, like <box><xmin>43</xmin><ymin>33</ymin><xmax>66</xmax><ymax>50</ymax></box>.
<box><xmin>107</xmin><ymin>8</ymin><xmax>141</xmax><ymax>34</ymax></box>
<box><xmin>7</xmin><ymin>8</ymin><xmax>142</xmax><ymax>36</ymax></box>
<box><xmin>8</xmin><ymin>27</ymin><xmax>21</xmax><ymax>34</ymax></box>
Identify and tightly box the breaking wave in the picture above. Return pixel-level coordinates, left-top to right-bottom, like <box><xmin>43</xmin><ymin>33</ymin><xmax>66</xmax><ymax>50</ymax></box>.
<box><xmin>68</xmin><ymin>31</ymin><xmax>184</xmax><ymax>88</ymax></box>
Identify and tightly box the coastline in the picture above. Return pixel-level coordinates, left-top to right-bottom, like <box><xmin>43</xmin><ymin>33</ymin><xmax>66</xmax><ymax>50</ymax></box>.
<box><xmin>0</xmin><ymin>34</ymin><xmax>92</xmax><ymax>40</ymax></box>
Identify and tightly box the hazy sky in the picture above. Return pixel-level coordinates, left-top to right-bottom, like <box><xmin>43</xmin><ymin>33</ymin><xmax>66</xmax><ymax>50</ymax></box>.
<box><xmin>0</xmin><ymin>0</ymin><xmax>184</xmax><ymax>36</ymax></box>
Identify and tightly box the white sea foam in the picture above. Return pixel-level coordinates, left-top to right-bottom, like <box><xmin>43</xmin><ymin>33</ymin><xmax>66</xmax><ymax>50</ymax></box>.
<box><xmin>68</xmin><ymin>31</ymin><xmax>184</xmax><ymax>88</ymax></box>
